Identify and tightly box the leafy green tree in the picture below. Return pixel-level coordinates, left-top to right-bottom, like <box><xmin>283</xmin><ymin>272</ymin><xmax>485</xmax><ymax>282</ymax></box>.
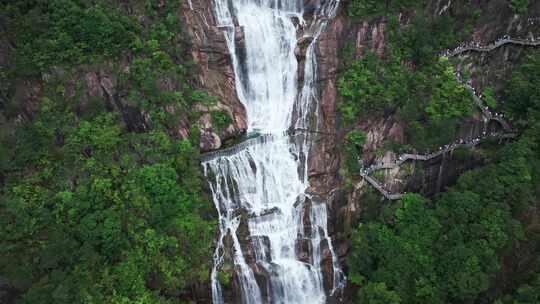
<box><xmin>503</xmin><ymin>54</ymin><xmax>540</xmax><ymax>128</ymax></box>
<box><xmin>358</xmin><ymin>282</ymin><xmax>402</xmax><ymax>304</ymax></box>
<box><xmin>510</xmin><ymin>0</ymin><xmax>529</xmax><ymax>14</ymax></box>
<box><xmin>338</xmin><ymin>52</ymin><xmax>410</xmax><ymax>121</ymax></box>
<box><xmin>346</xmin><ymin>130</ymin><xmax>367</xmax><ymax>147</ymax></box>
<box><xmin>483</xmin><ymin>87</ymin><xmax>498</xmax><ymax>108</ymax></box>
<box><xmin>338</xmin><ymin>53</ymin><xmax>471</xmax><ymax>151</ymax></box>
<box><xmin>338</xmin><ymin>13</ymin><xmax>472</xmax><ymax>150</ymax></box>
<box><xmin>424</xmin><ymin>58</ymin><xmax>473</xmax><ymax>121</ymax></box>
<box><xmin>347</xmin><ymin>0</ymin><xmax>423</xmax><ymax>19</ymax></box>
<box><xmin>211</xmin><ymin>111</ymin><xmax>233</xmax><ymax>133</ymax></box>
<box><xmin>344</xmin><ymin>130</ymin><xmax>368</xmax><ymax>173</ymax></box>
<box><xmin>4</xmin><ymin>0</ymin><xmax>138</xmax><ymax>73</ymax></box>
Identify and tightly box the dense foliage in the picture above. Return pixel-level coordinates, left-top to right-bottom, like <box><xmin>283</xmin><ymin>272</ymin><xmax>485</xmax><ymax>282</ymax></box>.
<box><xmin>347</xmin><ymin>0</ymin><xmax>422</xmax><ymax>19</ymax></box>
<box><xmin>1</xmin><ymin>109</ymin><xmax>214</xmax><ymax>303</ymax></box>
<box><xmin>496</xmin><ymin>274</ymin><xmax>540</xmax><ymax>304</ymax></box>
<box><xmin>0</xmin><ymin>1</ymin><xmax>217</xmax><ymax>303</ymax></box>
<box><xmin>4</xmin><ymin>0</ymin><xmax>138</xmax><ymax>74</ymax></box>
<box><xmin>343</xmin><ymin>130</ymin><xmax>367</xmax><ymax>173</ymax></box>
<box><xmin>503</xmin><ymin>54</ymin><xmax>540</xmax><ymax>129</ymax></box>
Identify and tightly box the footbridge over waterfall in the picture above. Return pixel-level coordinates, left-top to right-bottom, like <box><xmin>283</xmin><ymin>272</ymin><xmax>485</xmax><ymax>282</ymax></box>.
<box><xmin>201</xmin><ymin>129</ymin><xmax>335</xmax><ymax>162</ymax></box>
<box><xmin>200</xmin><ymin>133</ymin><xmax>277</xmax><ymax>162</ymax></box>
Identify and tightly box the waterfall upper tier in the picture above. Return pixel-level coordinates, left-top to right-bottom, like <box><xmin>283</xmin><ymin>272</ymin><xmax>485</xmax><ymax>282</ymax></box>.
<box><xmin>213</xmin><ymin>0</ymin><xmax>302</xmax><ymax>134</ymax></box>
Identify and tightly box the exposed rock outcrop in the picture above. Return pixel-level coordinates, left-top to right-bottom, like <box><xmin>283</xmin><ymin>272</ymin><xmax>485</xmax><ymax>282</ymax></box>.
<box><xmin>181</xmin><ymin>1</ymin><xmax>248</xmax><ymax>151</ymax></box>
<box><xmin>306</xmin><ymin>15</ymin><xmax>343</xmax><ymax>196</ymax></box>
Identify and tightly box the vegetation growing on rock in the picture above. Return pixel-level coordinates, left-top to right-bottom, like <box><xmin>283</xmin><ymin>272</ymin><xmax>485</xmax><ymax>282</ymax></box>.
<box><xmin>341</xmin><ymin>2</ymin><xmax>540</xmax><ymax>304</ymax></box>
<box><xmin>346</xmin><ymin>0</ymin><xmax>422</xmax><ymax>19</ymax></box>
<box><xmin>338</xmin><ymin>12</ymin><xmax>474</xmax><ymax>150</ymax></box>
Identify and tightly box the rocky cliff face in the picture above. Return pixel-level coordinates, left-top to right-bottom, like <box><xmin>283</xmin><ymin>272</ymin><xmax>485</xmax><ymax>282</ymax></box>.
<box><xmin>180</xmin><ymin>0</ymin><xmax>248</xmax><ymax>151</ymax></box>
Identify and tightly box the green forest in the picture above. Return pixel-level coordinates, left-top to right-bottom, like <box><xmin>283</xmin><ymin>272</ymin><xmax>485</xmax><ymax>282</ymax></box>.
<box><xmin>1</xmin><ymin>0</ymin><xmax>539</xmax><ymax>303</ymax></box>
<box><xmin>1</xmin><ymin>1</ymin><xmax>216</xmax><ymax>303</ymax></box>
<box><xmin>341</xmin><ymin>0</ymin><xmax>540</xmax><ymax>303</ymax></box>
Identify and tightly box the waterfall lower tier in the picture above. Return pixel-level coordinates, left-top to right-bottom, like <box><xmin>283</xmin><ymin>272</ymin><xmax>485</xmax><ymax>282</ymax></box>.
<box><xmin>203</xmin><ymin>135</ymin><xmax>343</xmax><ymax>303</ymax></box>
<box><xmin>203</xmin><ymin>1</ymin><xmax>344</xmax><ymax>303</ymax></box>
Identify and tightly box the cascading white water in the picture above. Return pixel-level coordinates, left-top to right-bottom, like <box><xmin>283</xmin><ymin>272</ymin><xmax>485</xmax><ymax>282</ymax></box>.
<box><xmin>214</xmin><ymin>0</ymin><xmax>302</xmax><ymax>134</ymax></box>
<box><xmin>203</xmin><ymin>1</ymin><xmax>344</xmax><ymax>303</ymax></box>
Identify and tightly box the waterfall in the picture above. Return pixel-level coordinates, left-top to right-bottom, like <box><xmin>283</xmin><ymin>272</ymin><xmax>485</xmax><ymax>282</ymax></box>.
<box><xmin>203</xmin><ymin>1</ymin><xmax>344</xmax><ymax>303</ymax></box>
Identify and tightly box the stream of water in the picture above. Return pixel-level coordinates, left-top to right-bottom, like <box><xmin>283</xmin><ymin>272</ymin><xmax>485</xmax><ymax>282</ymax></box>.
<box><xmin>202</xmin><ymin>1</ymin><xmax>344</xmax><ymax>303</ymax></box>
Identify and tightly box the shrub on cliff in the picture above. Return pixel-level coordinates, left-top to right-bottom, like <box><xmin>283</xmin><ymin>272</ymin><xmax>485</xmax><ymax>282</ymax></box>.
<box><xmin>510</xmin><ymin>0</ymin><xmax>529</xmax><ymax>14</ymax></box>
<box><xmin>344</xmin><ymin>130</ymin><xmax>367</xmax><ymax>173</ymax></box>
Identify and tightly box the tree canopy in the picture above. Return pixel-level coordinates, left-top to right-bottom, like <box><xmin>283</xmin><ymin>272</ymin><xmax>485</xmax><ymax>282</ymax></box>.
<box><xmin>0</xmin><ymin>1</ymin><xmax>217</xmax><ymax>303</ymax></box>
